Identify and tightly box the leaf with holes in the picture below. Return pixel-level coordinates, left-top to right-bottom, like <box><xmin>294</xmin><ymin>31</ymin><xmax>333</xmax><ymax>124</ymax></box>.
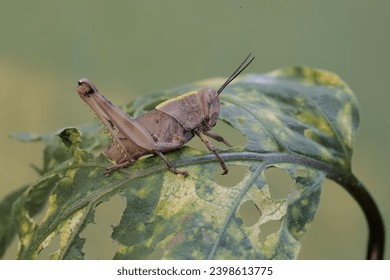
<box><xmin>2</xmin><ymin>66</ymin><xmax>359</xmax><ymax>259</ymax></box>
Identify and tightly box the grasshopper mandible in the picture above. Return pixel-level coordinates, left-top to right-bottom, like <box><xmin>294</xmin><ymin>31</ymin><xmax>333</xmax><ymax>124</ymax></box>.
<box><xmin>76</xmin><ymin>54</ymin><xmax>255</xmax><ymax>177</ymax></box>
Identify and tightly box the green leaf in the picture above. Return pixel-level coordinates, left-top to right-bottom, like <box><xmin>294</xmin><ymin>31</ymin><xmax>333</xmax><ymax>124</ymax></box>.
<box><xmin>3</xmin><ymin>67</ymin><xmax>359</xmax><ymax>259</ymax></box>
<box><xmin>0</xmin><ymin>187</ymin><xmax>27</xmax><ymax>258</ymax></box>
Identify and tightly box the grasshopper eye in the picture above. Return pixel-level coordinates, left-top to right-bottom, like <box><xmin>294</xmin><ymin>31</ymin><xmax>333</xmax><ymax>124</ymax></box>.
<box><xmin>204</xmin><ymin>89</ymin><xmax>216</xmax><ymax>103</ymax></box>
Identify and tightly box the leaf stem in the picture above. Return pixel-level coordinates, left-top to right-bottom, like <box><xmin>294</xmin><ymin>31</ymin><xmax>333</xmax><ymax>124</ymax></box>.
<box><xmin>327</xmin><ymin>172</ymin><xmax>385</xmax><ymax>260</ymax></box>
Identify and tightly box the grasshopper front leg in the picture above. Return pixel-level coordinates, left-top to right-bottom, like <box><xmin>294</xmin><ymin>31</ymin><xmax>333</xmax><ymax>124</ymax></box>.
<box><xmin>195</xmin><ymin>130</ymin><xmax>229</xmax><ymax>175</ymax></box>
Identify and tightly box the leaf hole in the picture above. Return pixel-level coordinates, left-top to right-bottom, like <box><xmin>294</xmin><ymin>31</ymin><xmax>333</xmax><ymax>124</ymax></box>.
<box><xmin>258</xmin><ymin>219</ymin><xmax>281</xmax><ymax>244</ymax></box>
<box><xmin>187</xmin><ymin>120</ymin><xmax>247</xmax><ymax>151</ymax></box>
<box><xmin>239</xmin><ymin>200</ymin><xmax>262</xmax><ymax>227</ymax></box>
<box><xmin>264</xmin><ymin>167</ymin><xmax>293</xmax><ymax>200</ymax></box>
<box><xmin>146</xmin><ymin>247</ymin><xmax>164</xmax><ymax>260</ymax></box>
<box><xmin>38</xmin><ymin>233</ymin><xmax>61</xmax><ymax>259</ymax></box>
<box><xmin>80</xmin><ymin>195</ymin><xmax>126</xmax><ymax>259</ymax></box>
<box><xmin>215</xmin><ymin>120</ymin><xmax>247</xmax><ymax>147</ymax></box>
<box><xmin>187</xmin><ymin>134</ymin><xmax>205</xmax><ymax>151</ymax></box>
<box><xmin>213</xmin><ymin>165</ymin><xmax>248</xmax><ymax>187</ymax></box>
<box><xmin>27</xmin><ymin>179</ymin><xmax>58</xmax><ymax>225</ymax></box>
<box><xmin>32</xmin><ymin>199</ymin><xmax>50</xmax><ymax>225</ymax></box>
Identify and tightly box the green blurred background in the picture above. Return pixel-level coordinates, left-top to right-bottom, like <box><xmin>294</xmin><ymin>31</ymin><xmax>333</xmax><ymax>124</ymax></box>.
<box><xmin>0</xmin><ymin>0</ymin><xmax>388</xmax><ymax>259</ymax></box>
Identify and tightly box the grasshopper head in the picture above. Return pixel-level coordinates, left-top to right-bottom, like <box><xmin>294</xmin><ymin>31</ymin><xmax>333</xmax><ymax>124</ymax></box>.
<box><xmin>76</xmin><ymin>78</ymin><xmax>98</xmax><ymax>96</ymax></box>
<box><xmin>198</xmin><ymin>88</ymin><xmax>220</xmax><ymax>129</ymax></box>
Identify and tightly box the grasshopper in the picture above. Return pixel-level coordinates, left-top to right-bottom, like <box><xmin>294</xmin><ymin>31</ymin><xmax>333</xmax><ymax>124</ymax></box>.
<box><xmin>76</xmin><ymin>54</ymin><xmax>255</xmax><ymax>177</ymax></box>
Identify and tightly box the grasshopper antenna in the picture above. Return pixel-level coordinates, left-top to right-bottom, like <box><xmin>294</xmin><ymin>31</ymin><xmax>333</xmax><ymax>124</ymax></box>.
<box><xmin>217</xmin><ymin>53</ymin><xmax>255</xmax><ymax>95</ymax></box>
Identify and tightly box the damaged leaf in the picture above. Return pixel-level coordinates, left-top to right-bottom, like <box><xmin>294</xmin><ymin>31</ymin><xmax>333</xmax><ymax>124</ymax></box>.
<box><xmin>1</xmin><ymin>67</ymin><xmax>359</xmax><ymax>259</ymax></box>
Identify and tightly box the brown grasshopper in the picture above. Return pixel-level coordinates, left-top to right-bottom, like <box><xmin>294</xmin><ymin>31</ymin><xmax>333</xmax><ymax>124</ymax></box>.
<box><xmin>76</xmin><ymin>54</ymin><xmax>255</xmax><ymax>177</ymax></box>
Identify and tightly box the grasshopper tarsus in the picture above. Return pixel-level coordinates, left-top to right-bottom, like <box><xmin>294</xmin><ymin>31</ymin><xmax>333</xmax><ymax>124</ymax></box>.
<box><xmin>171</xmin><ymin>167</ymin><xmax>189</xmax><ymax>178</ymax></box>
<box><xmin>103</xmin><ymin>169</ymin><xmax>111</xmax><ymax>177</ymax></box>
<box><xmin>221</xmin><ymin>166</ymin><xmax>229</xmax><ymax>175</ymax></box>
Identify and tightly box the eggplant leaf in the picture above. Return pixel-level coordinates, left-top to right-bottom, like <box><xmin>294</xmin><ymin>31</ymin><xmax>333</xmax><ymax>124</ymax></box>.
<box><xmin>2</xmin><ymin>67</ymin><xmax>359</xmax><ymax>259</ymax></box>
